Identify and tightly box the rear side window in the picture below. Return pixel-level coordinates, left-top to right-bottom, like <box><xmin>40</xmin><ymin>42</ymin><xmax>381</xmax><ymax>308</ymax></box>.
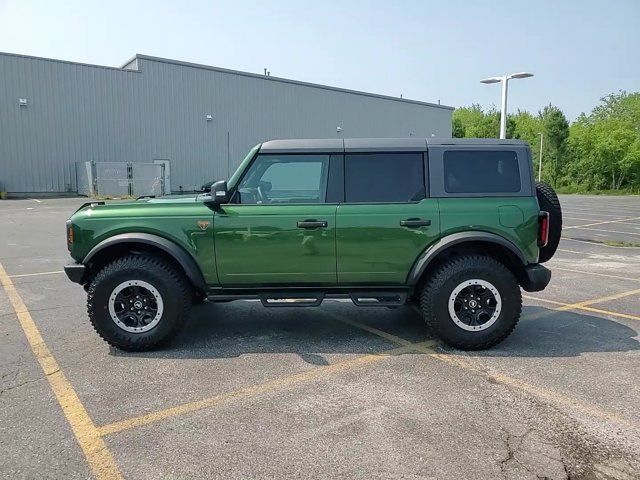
<box><xmin>345</xmin><ymin>153</ymin><xmax>425</xmax><ymax>203</ymax></box>
<box><xmin>443</xmin><ymin>150</ymin><xmax>521</xmax><ymax>194</ymax></box>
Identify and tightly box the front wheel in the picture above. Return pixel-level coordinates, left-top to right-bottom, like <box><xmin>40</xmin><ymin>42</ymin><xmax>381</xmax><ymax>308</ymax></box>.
<box><xmin>87</xmin><ymin>255</ymin><xmax>191</xmax><ymax>351</ymax></box>
<box><xmin>420</xmin><ymin>255</ymin><xmax>522</xmax><ymax>350</ymax></box>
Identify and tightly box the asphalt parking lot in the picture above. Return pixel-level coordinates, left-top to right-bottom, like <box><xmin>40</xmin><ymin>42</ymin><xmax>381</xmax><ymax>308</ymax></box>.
<box><xmin>1</xmin><ymin>195</ymin><xmax>639</xmax><ymax>480</ymax></box>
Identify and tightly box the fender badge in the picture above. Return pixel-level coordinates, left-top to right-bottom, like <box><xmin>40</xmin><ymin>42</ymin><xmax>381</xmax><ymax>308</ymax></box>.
<box><xmin>197</xmin><ymin>220</ymin><xmax>210</xmax><ymax>231</ymax></box>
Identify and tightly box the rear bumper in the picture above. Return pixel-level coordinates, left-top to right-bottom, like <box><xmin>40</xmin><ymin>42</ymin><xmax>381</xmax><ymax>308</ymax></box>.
<box><xmin>64</xmin><ymin>262</ymin><xmax>86</xmax><ymax>284</ymax></box>
<box><xmin>521</xmin><ymin>264</ymin><xmax>551</xmax><ymax>292</ymax></box>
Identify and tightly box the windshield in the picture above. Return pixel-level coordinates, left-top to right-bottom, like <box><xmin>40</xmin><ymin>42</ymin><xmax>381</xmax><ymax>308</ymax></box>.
<box><xmin>228</xmin><ymin>143</ymin><xmax>261</xmax><ymax>189</ymax></box>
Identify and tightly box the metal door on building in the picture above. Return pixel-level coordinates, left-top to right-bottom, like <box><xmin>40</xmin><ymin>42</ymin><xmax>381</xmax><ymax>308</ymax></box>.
<box><xmin>95</xmin><ymin>162</ymin><xmax>131</xmax><ymax>197</ymax></box>
<box><xmin>76</xmin><ymin>161</ymin><xmax>167</xmax><ymax>197</ymax></box>
<box><xmin>131</xmin><ymin>163</ymin><xmax>164</xmax><ymax>197</ymax></box>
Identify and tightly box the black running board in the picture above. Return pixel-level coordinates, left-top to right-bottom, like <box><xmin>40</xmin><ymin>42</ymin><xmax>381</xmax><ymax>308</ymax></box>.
<box><xmin>207</xmin><ymin>288</ymin><xmax>408</xmax><ymax>307</ymax></box>
<box><xmin>261</xmin><ymin>292</ymin><xmax>324</xmax><ymax>307</ymax></box>
<box><xmin>349</xmin><ymin>292</ymin><xmax>407</xmax><ymax>307</ymax></box>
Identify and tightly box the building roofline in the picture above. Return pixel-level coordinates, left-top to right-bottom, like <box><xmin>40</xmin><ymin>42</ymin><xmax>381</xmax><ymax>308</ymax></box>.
<box><xmin>0</xmin><ymin>50</ymin><xmax>454</xmax><ymax>111</ymax></box>
<box><xmin>0</xmin><ymin>51</ymin><xmax>141</xmax><ymax>73</ymax></box>
<box><xmin>129</xmin><ymin>54</ymin><xmax>455</xmax><ymax>110</ymax></box>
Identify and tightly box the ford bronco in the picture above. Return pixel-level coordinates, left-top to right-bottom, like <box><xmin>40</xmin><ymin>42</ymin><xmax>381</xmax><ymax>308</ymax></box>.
<box><xmin>65</xmin><ymin>138</ymin><xmax>561</xmax><ymax>351</ymax></box>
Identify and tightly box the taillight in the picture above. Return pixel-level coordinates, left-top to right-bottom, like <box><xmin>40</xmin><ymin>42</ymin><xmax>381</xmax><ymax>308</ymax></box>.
<box><xmin>538</xmin><ymin>211</ymin><xmax>549</xmax><ymax>247</ymax></box>
<box><xmin>66</xmin><ymin>222</ymin><xmax>74</xmax><ymax>251</ymax></box>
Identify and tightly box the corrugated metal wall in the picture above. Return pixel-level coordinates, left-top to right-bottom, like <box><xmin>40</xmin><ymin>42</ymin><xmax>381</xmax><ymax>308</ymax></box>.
<box><xmin>0</xmin><ymin>52</ymin><xmax>452</xmax><ymax>194</ymax></box>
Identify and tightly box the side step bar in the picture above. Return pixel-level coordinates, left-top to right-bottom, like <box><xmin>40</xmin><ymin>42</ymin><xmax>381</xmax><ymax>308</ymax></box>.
<box><xmin>349</xmin><ymin>292</ymin><xmax>407</xmax><ymax>307</ymax></box>
<box><xmin>260</xmin><ymin>292</ymin><xmax>324</xmax><ymax>307</ymax></box>
<box><xmin>207</xmin><ymin>290</ymin><xmax>408</xmax><ymax>307</ymax></box>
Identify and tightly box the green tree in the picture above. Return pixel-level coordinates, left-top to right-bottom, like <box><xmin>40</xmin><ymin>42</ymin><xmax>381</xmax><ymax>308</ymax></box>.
<box><xmin>510</xmin><ymin>110</ymin><xmax>544</xmax><ymax>176</ymax></box>
<box><xmin>452</xmin><ymin>92</ymin><xmax>640</xmax><ymax>192</ymax></box>
<box><xmin>566</xmin><ymin>92</ymin><xmax>640</xmax><ymax>191</ymax></box>
<box><xmin>452</xmin><ymin>104</ymin><xmax>500</xmax><ymax>138</ymax></box>
<box><xmin>540</xmin><ymin>105</ymin><xmax>569</xmax><ymax>186</ymax></box>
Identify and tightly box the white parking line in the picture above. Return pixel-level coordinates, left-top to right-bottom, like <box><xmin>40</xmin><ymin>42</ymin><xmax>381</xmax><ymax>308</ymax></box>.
<box><xmin>561</xmin><ymin>238</ymin><xmax>640</xmax><ymax>249</ymax></box>
<box><xmin>568</xmin><ymin>226</ymin><xmax>640</xmax><ymax>237</ymax></box>
<box><xmin>9</xmin><ymin>270</ymin><xmax>65</xmax><ymax>278</ymax></box>
<box><xmin>564</xmin><ymin>216</ymin><xmax>640</xmax><ymax>230</ymax></box>
<box><xmin>562</xmin><ymin>210</ymin><xmax>633</xmax><ymax>218</ymax></box>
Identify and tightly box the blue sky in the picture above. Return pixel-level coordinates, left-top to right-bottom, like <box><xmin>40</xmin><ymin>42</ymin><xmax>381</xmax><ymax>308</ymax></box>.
<box><xmin>1</xmin><ymin>0</ymin><xmax>637</xmax><ymax>120</ymax></box>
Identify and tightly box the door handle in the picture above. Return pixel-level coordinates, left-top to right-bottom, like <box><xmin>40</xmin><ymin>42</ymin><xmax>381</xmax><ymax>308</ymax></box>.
<box><xmin>400</xmin><ymin>218</ymin><xmax>431</xmax><ymax>228</ymax></box>
<box><xmin>297</xmin><ymin>219</ymin><xmax>328</xmax><ymax>229</ymax></box>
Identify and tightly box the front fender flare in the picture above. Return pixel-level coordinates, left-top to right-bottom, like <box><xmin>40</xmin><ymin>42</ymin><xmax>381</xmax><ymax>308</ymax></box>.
<box><xmin>83</xmin><ymin>233</ymin><xmax>206</xmax><ymax>290</ymax></box>
<box><xmin>407</xmin><ymin>231</ymin><xmax>528</xmax><ymax>286</ymax></box>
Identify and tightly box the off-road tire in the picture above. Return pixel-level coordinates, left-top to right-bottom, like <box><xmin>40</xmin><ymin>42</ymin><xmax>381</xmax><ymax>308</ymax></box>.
<box><xmin>535</xmin><ymin>181</ymin><xmax>562</xmax><ymax>263</ymax></box>
<box><xmin>87</xmin><ymin>255</ymin><xmax>191</xmax><ymax>351</ymax></box>
<box><xmin>420</xmin><ymin>255</ymin><xmax>522</xmax><ymax>350</ymax></box>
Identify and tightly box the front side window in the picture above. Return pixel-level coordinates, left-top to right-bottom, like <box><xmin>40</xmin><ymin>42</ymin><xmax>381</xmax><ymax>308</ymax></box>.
<box><xmin>443</xmin><ymin>150</ymin><xmax>521</xmax><ymax>194</ymax></box>
<box><xmin>235</xmin><ymin>154</ymin><xmax>329</xmax><ymax>204</ymax></box>
<box><xmin>344</xmin><ymin>153</ymin><xmax>425</xmax><ymax>203</ymax></box>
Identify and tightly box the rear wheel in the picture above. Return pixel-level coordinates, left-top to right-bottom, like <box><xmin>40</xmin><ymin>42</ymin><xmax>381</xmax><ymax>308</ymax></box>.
<box><xmin>420</xmin><ymin>255</ymin><xmax>522</xmax><ymax>350</ymax></box>
<box><xmin>87</xmin><ymin>255</ymin><xmax>191</xmax><ymax>351</ymax></box>
<box><xmin>535</xmin><ymin>181</ymin><xmax>562</xmax><ymax>263</ymax></box>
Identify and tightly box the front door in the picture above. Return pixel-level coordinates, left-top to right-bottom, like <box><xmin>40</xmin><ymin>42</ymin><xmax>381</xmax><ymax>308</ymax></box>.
<box><xmin>215</xmin><ymin>153</ymin><xmax>337</xmax><ymax>285</ymax></box>
<box><xmin>336</xmin><ymin>152</ymin><xmax>441</xmax><ymax>284</ymax></box>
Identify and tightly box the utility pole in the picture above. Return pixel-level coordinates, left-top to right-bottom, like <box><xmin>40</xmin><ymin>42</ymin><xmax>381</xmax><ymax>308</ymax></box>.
<box><xmin>538</xmin><ymin>132</ymin><xmax>544</xmax><ymax>181</ymax></box>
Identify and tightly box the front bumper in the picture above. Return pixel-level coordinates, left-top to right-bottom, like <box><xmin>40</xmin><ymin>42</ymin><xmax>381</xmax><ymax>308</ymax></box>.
<box><xmin>64</xmin><ymin>262</ymin><xmax>86</xmax><ymax>284</ymax></box>
<box><xmin>521</xmin><ymin>264</ymin><xmax>551</xmax><ymax>292</ymax></box>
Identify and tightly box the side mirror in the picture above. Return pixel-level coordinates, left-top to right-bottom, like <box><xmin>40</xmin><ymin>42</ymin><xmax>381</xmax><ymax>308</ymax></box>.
<box><xmin>209</xmin><ymin>180</ymin><xmax>229</xmax><ymax>204</ymax></box>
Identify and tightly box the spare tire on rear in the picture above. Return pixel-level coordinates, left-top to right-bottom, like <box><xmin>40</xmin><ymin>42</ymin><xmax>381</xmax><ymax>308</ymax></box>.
<box><xmin>535</xmin><ymin>181</ymin><xmax>562</xmax><ymax>263</ymax></box>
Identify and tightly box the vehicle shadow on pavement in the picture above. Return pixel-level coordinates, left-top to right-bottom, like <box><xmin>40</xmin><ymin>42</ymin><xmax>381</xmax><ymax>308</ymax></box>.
<box><xmin>112</xmin><ymin>301</ymin><xmax>427</xmax><ymax>362</ymax></box>
<box><xmin>465</xmin><ymin>306</ymin><xmax>640</xmax><ymax>358</ymax></box>
<box><xmin>111</xmin><ymin>304</ymin><xmax>638</xmax><ymax>361</ymax></box>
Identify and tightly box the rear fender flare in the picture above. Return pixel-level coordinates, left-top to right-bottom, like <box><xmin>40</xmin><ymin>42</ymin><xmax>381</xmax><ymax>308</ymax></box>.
<box><xmin>83</xmin><ymin>233</ymin><xmax>206</xmax><ymax>290</ymax></box>
<box><xmin>407</xmin><ymin>231</ymin><xmax>527</xmax><ymax>286</ymax></box>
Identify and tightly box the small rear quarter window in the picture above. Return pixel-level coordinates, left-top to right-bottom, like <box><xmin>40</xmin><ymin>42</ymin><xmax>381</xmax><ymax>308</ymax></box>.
<box><xmin>443</xmin><ymin>150</ymin><xmax>521</xmax><ymax>194</ymax></box>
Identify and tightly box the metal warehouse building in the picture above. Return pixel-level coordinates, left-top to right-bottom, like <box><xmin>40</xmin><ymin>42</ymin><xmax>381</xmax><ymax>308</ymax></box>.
<box><xmin>0</xmin><ymin>52</ymin><xmax>453</xmax><ymax>196</ymax></box>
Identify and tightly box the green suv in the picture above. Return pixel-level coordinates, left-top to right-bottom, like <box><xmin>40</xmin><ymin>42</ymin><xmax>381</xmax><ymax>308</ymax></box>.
<box><xmin>65</xmin><ymin>138</ymin><xmax>561</xmax><ymax>351</ymax></box>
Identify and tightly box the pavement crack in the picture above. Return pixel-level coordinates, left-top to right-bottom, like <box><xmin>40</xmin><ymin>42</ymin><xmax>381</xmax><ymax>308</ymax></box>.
<box><xmin>0</xmin><ymin>377</ymin><xmax>41</xmax><ymax>398</ymax></box>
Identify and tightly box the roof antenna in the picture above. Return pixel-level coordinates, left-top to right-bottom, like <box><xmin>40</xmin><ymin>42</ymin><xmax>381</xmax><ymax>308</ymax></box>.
<box><xmin>400</xmin><ymin>94</ymin><xmax>403</xmax><ymax>98</ymax></box>
<box><xmin>264</xmin><ymin>68</ymin><xmax>267</xmax><ymax>76</ymax></box>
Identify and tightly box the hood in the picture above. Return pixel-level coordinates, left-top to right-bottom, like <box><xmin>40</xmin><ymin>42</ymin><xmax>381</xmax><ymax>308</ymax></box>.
<box><xmin>69</xmin><ymin>195</ymin><xmax>210</xmax><ymax>221</ymax></box>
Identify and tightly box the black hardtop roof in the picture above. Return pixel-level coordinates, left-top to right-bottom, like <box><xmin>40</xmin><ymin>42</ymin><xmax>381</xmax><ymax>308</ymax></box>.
<box><xmin>260</xmin><ymin>138</ymin><xmax>528</xmax><ymax>153</ymax></box>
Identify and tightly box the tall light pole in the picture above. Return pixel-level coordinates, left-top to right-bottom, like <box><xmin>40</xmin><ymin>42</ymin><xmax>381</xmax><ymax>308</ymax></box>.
<box><xmin>537</xmin><ymin>132</ymin><xmax>544</xmax><ymax>181</ymax></box>
<box><xmin>480</xmin><ymin>72</ymin><xmax>534</xmax><ymax>139</ymax></box>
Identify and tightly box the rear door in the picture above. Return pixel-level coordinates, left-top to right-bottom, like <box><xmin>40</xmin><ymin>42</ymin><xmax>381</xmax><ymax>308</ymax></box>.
<box><xmin>214</xmin><ymin>153</ymin><xmax>339</xmax><ymax>285</ymax></box>
<box><xmin>428</xmin><ymin>145</ymin><xmax>539</xmax><ymax>263</ymax></box>
<box><xmin>336</xmin><ymin>151</ymin><xmax>440</xmax><ymax>285</ymax></box>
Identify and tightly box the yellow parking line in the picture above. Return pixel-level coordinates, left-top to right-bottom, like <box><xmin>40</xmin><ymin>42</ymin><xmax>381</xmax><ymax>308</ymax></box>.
<box><xmin>523</xmin><ymin>293</ymin><xmax>640</xmax><ymax>322</ymax></box>
<box><xmin>0</xmin><ymin>262</ymin><xmax>123</xmax><ymax>480</ymax></box>
<box><xmin>326</xmin><ymin>315</ymin><xmax>637</xmax><ymax>430</ymax></box>
<box><xmin>97</xmin><ymin>340</ymin><xmax>437</xmax><ymax>436</ymax></box>
<box><xmin>334</xmin><ymin>316</ymin><xmax>414</xmax><ymax>346</ymax></box>
<box><xmin>571</xmin><ymin>305</ymin><xmax>640</xmax><ymax>322</ymax></box>
<box><xmin>97</xmin><ymin>304</ymin><xmax>638</xmax><ymax>438</ymax></box>
<box><xmin>564</xmin><ymin>216</ymin><xmax>640</xmax><ymax>229</ymax></box>
<box><xmin>9</xmin><ymin>270</ymin><xmax>65</xmax><ymax>278</ymax></box>
<box><xmin>556</xmin><ymin>288</ymin><xmax>640</xmax><ymax>311</ymax></box>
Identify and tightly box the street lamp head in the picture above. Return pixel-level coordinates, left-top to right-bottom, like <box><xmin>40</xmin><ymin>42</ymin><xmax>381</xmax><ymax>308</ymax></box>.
<box><xmin>480</xmin><ymin>77</ymin><xmax>502</xmax><ymax>84</ymax></box>
<box><xmin>508</xmin><ymin>72</ymin><xmax>534</xmax><ymax>80</ymax></box>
